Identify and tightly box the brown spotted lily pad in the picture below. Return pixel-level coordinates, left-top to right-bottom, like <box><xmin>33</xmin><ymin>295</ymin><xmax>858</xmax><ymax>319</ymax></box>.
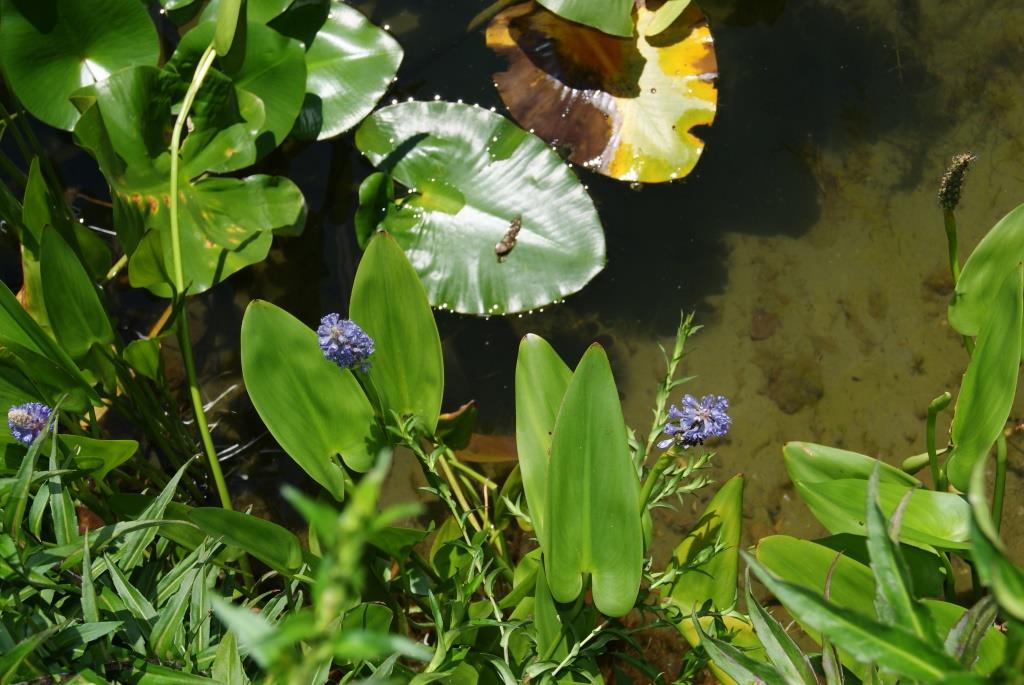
<box><xmin>487</xmin><ymin>1</ymin><xmax>717</xmax><ymax>183</ymax></box>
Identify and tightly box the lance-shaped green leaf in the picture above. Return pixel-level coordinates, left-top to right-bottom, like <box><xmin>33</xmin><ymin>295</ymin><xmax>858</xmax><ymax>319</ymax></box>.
<box><xmin>349</xmin><ymin>232</ymin><xmax>444</xmax><ymax>433</ymax></box>
<box><xmin>795</xmin><ymin>478</ymin><xmax>970</xmax><ymax>550</ymax></box>
<box><xmin>784</xmin><ymin>442</ymin><xmax>919</xmax><ymax>488</ymax></box>
<box><xmin>744</xmin><ymin>582</ymin><xmax>818</xmax><ymax>685</ymax></box>
<box><xmin>189</xmin><ymin>508</ymin><xmax>303</xmax><ymax>575</ymax></box>
<box><xmin>514</xmin><ymin>334</ymin><xmax>572</xmax><ymax>552</ymax></box>
<box><xmin>242</xmin><ymin>300</ymin><xmax>386</xmax><ymax>499</ymax></box>
<box><xmin>865</xmin><ymin>466</ymin><xmax>935</xmax><ymax>640</ymax></box>
<box><xmin>355</xmin><ymin>101</ymin><xmax>605</xmax><ymax>315</ymax></box>
<box><xmin>967</xmin><ymin>457</ymin><xmax>1024</xmax><ymax>622</ymax></box>
<box><xmin>949</xmin><ymin>202</ymin><xmax>1024</xmax><ymax>336</ymax></box>
<box><xmin>746</xmin><ymin>551</ymin><xmax>964</xmax><ymax>682</ymax></box>
<box><xmin>545</xmin><ymin>344</ymin><xmax>641</xmax><ymax>617</ymax></box>
<box><xmin>667</xmin><ymin>474</ymin><xmax>743</xmax><ymax>612</ymax></box>
<box><xmin>536</xmin><ymin>0</ymin><xmax>633</xmax><ymax>37</ymax></box>
<box><xmin>0</xmin><ymin>0</ymin><xmax>160</xmax><ymax>130</ymax></box>
<box><xmin>947</xmin><ymin>265</ymin><xmax>1023</xmax><ymax>490</ymax></box>
<box><xmin>214</xmin><ymin>0</ymin><xmax>242</xmax><ymax>55</ymax></box>
<box><xmin>39</xmin><ymin>230</ymin><xmax>113</xmax><ymax>360</ymax></box>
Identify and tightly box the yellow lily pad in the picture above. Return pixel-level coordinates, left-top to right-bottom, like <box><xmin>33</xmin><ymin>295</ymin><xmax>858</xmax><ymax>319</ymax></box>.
<box><xmin>487</xmin><ymin>1</ymin><xmax>718</xmax><ymax>183</ymax></box>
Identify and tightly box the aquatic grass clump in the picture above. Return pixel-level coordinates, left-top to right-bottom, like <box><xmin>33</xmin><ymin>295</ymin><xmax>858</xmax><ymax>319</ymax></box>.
<box><xmin>658</xmin><ymin>393</ymin><xmax>731</xmax><ymax>448</ymax></box>
<box><xmin>317</xmin><ymin>313</ymin><xmax>375</xmax><ymax>371</ymax></box>
<box><xmin>7</xmin><ymin>402</ymin><xmax>51</xmax><ymax>445</ymax></box>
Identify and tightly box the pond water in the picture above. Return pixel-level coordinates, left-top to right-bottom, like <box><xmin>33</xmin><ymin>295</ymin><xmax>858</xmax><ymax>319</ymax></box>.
<box><xmin>7</xmin><ymin>0</ymin><xmax>1024</xmax><ymax>565</ymax></box>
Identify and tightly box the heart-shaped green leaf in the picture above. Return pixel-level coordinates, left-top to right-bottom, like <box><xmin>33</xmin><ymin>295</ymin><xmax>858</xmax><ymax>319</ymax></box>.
<box><xmin>545</xmin><ymin>344</ymin><xmax>641</xmax><ymax>617</ymax></box>
<box><xmin>350</xmin><ymin>233</ymin><xmax>444</xmax><ymax>433</ymax></box>
<box><xmin>0</xmin><ymin>0</ymin><xmax>159</xmax><ymax>130</ymax></box>
<box><xmin>947</xmin><ymin>265</ymin><xmax>1023</xmax><ymax>491</ymax></box>
<box><xmin>514</xmin><ymin>334</ymin><xmax>572</xmax><ymax>553</ymax></box>
<box><xmin>242</xmin><ymin>300</ymin><xmax>386</xmax><ymax>500</ymax></box>
<box><xmin>355</xmin><ymin>101</ymin><xmax>605</xmax><ymax>315</ymax></box>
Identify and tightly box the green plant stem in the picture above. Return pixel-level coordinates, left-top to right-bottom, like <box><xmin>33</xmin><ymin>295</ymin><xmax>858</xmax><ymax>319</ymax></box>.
<box><xmin>994</xmin><ymin>432</ymin><xmax>1007</xmax><ymax>532</ymax></box>
<box><xmin>444</xmin><ymin>450</ymin><xmax>497</xmax><ymax>490</ymax></box>
<box><xmin>926</xmin><ymin>392</ymin><xmax>951</xmax><ymax>491</ymax></box>
<box><xmin>166</xmin><ymin>45</ymin><xmax>233</xmax><ymax>514</ymax></box>
<box><xmin>104</xmin><ymin>254</ymin><xmax>128</xmax><ymax>283</ymax></box>
<box><xmin>943</xmin><ymin>209</ymin><xmax>961</xmax><ymax>285</ymax></box>
<box><xmin>639</xmin><ymin>449</ymin><xmax>674</xmax><ymax>508</ymax></box>
<box><xmin>939</xmin><ymin>552</ymin><xmax>957</xmax><ymax>603</ymax></box>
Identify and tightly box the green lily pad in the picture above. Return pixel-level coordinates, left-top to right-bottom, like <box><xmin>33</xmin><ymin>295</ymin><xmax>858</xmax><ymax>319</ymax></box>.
<box><xmin>293</xmin><ymin>4</ymin><xmax>403</xmax><ymax>140</ymax></box>
<box><xmin>0</xmin><ymin>0</ymin><xmax>160</xmax><ymax>130</ymax></box>
<box><xmin>355</xmin><ymin>101</ymin><xmax>605</xmax><ymax>315</ymax></box>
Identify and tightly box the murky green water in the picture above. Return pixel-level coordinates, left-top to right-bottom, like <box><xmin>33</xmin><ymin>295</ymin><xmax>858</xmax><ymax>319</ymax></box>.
<box><xmin>10</xmin><ymin>0</ymin><xmax>1024</xmax><ymax>561</ymax></box>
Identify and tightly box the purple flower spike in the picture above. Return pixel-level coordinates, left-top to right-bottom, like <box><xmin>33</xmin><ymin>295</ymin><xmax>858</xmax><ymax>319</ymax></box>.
<box><xmin>317</xmin><ymin>314</ymin><xmax>375</xmax><ymax>372</ymax></box>
<box><xmin>657</xmin><ymin>394</ymin><xmax>731</xmax><ymax>449</ymax></box>
<box><xmin>8</xmin><ymin>402</ymin><xmax>52</xmax><ymax>446</ymax></box>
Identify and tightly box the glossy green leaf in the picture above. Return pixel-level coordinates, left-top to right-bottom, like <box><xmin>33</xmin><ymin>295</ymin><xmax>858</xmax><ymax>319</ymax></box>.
<box><xmin>151</xmin><ymin>567</ymin><xmax>198</xmax><ymax>657</ymax></box>
<box><xmin>290</xmin><ymin>4</ymin><xmax>402</xmax><ymax>140</ymax></box>
<box><xmin>355</xmin><ymin>101</ymin><xmax>605</xmax><ymax>315</ymax></box>
<box><xmin>189</xmin><ymin>508</ymin><xmax>303</xmax><ymax>575</ymax></box>
<box><xmin>947</xmin><ymin>265</ymin><xmax>1023</xmax><ymax>490</ymax></box>
<box><xmin>171</xmin><ymin>21</ymin><xmax>306</xmax><ymax>153</ymax></box>
<box><xmin>355</xmin><ymin>172</ymin><xmax>394</xmax><ymax>249</ymax></box>
<box><xmin>865</xmin><ymin>466</ymin><xmax>935</xmax><ymax>639</ymax></box>
<box><xmin>756</xmin><ymin>535</ymin><xmax>1005</xmax><ymax>676</ymax></box>
<box><xmin>695</xmin><ymin>617</ymin><xmax>786</xmax><ymax>685</ymax></box>
<box><xmin>104</xmin><ymin>553</ymin><xmax>158</xmax><ymax>620</ymax></box>
<box><xmin>815</xmin><ymin>534</ymin><xmax>945</xmax><ymax>599</ymax></box>
<box><xmin>201</xmin><ymin>0</ymin><xmax>292</xmax><ymax>24</ymax></box>
<box><xmin>783</xmin><ymin>441</ymin><xmax>919</xmax><ymax>488</ymax></box>
<box><xmin>350</xmin><ymin>232</ymin><xmax>444</xmax><ymax>432</ymax></box>
<box><xmin>123</xmin><ymin>337</ymin><xmax>162</xmax><ymax>381</ymax></box>
<box><xmin>514</xmin><ymin>334</ymin><xmax>572</xmax><ymax>552</ymax></box>
<box><xmin>212</xmin><ymin>631</ymin><xmax>248</xmax><ymax>685</ymax></box>
<box><xmin>4</xmin><ymin>434</ymin><xmax>37</xmax><ymax>544</ymax></box>
<box><xmin>39</xmin><ymin>229</ymin><xmax>113</xmax><ymax>360</ymax></box>
<box><xmin>536</xmin><ymin>0</ymin><xmax>633</xmax><ymax>37</ymax></box>
<box><xmin>214</xmin><ymin>0</ymin><xmax>242</xmax><ymax>55</ymax></box>
<box><xmin>744</xmin><ymin>584</ymin><xmax>817</xmax><ymax>685</ymax></box>
<box><xmin>949</xmin><ymin>202</ymin><xmax>1024</xmax><ymax>336</ymax></box>
<box><xmin>0</xmin><ymin>625</ymin><xmax>58</xmax><ymax>684</ymax></box>
<box><xmin>746</xmin><ymin>551</ymin><xmax>964</xmax><ymax>682</ymax></box>
<box><xmin>117</xmin><ymin>460</ymin><xmax>191</xmax><ymax>571</ymax></box>
<box><xmin>795</xmin><ymin>479</ymin><xmax>970</xmax><ymax>550</ymax></box>
<box><xmin>0</xmin><ymin>0</ymin><xmax>159</xmax><ymax>130</ymax></box>
<box><xmin>242</xmin><ymin>300</ymin><xmax>383</xmax><ymax>499</ymax></box>
<box><xmin>968</xmin><ymin>458</ymin><xmax>1024</xmax><ymax>622</ymax></box>
<box><xmin>72</xmin><ymin>66</ymin><xmax>305</xmax><ymax>296</ymax></box>
<box><xmin>533</xmin><ymin>566</ymin><xmax>569</xmax><ymax>661</ymax></box>
<box><xmin>667</xmin><ymin>474</ymin><xmax>743</xmax><ymax>612</ymax></box>
<box><xmin>545</xmin><ymin>344</ymin><xmax>641</xmax><ymax>617</ymax></box>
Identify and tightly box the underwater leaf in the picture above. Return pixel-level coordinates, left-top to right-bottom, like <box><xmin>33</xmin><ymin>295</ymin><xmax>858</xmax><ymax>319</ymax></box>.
<box><xmin>535</xmin><ymin>0</ymin><xmax>633</xmax><ymax>37</ymax></box>
<box><xmin>171</xmin><ymin>21</ymin><xmax>307</xmax><ymax>154</ymax></box>
<box><xmin>189</xmin><ymin>508</ymin><xmax>303</xmax><ymax>575</ymax></box>
<box><xmin>783</xmin><ymin>441</ymin><xmax>920</xmax><ymax>488</ymax></box>
<box><xmin>948</xmin><ymin>202</ymin><xmax>1024</xmax><ymax>336</ymax></box>
<box><xmin>545</xmin><ymin>344</ymin><xmax>642</xmax><ymax>617</ymax></box>
<box><xmin>487</xmin><ymin>2</ymin><xmax>717</xmax><ymax>183</ymax></box>
<box><xmin>795</xmin><ymin>479</ymin><xmax>971</xmax><ymax>550</ymax></box>
<box><xmin>291</xmin><ymin>4</ymin><xmax>403</xmax><ymax>140</ymax></box>
<box><xmin>39</xmin><ymin>230</ymin><xmax>113</xmax><ymax>360</ymax></box>
<box><xmin>946</xmin><ymin>265</ymin><xmax>1023</xmax><ymax>491</ymax></box>
<box><xmin>666</xmin><ymin>473</ymin><xmax>743</xmax><ymax>612</ymax></box>
<box><xmin>349</xmin><ymin>232</ymin><xmax>444</xmax><ymax>432</ymax></box>
<box><xmin>59</xmin><ymin>435</ymin><xmax>137</xmax><ymax>480</ymax></box>
<box><xmin>756</xmin><ymin>536</ymin><xmax>1005</xmax><ymax>677</ymax></box>
<box><xmin>355</xmin><ymin>100</ymin><xmax>605</xmax><ymax>315</ymax></box>
<box><xmin>514</xmin><ymin>334</ymin><xmax>572</xmax><ymax>552</ymax></box>
<box><xmin>242</xmin><ymin>300</ymin><xmax>385</xmax><ymax>499</ymax></box>
<box><xmin>0</xmin><ymin>0</ymin><xmax>159</xmax><ymax>130</ymax></box>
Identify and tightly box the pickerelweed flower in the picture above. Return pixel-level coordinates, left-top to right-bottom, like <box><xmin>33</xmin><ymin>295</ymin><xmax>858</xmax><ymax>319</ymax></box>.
<box><xmin>7</xmin><ymin>402</ymin><xmax>52</xmax><ymax>446</ymax></box>
<box><xmin>317</xmin><ymin>313</ymin><xmax>375</xmax><ymax>372</ymax></box>
<box><xmin>657</xmin><ymin>394</ymin><xmax>730</xmax><ymax>449</ymax></box>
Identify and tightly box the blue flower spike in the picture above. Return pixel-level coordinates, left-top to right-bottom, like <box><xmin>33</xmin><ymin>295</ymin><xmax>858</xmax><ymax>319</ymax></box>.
<box><xmin>657</xmin><ymin>394</ymin><xmax>731</xmax><ymax>449</ymax></box>
<box><xmin>8</xmin><ymin>402</ymin><xmax>52</xmax><ymax>446</ymax></box>
<box><xmin>317</xmin><ymin>313</ymin><xmax>375</xmax><ymax>372</ymax></box>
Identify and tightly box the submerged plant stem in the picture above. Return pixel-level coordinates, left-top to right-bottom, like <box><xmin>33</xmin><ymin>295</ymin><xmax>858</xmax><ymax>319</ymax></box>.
<box><xmin>167</xmin><ymin>45</ymin><xmax>233</xmax><ymax>513</ymax></box>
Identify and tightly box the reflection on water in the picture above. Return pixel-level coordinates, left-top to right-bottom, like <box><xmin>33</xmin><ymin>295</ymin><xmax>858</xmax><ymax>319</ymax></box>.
<box><xmin>6</xmin><ymin>0</ymin><xmax>1024</xmax><ymax>558</ymax></box>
